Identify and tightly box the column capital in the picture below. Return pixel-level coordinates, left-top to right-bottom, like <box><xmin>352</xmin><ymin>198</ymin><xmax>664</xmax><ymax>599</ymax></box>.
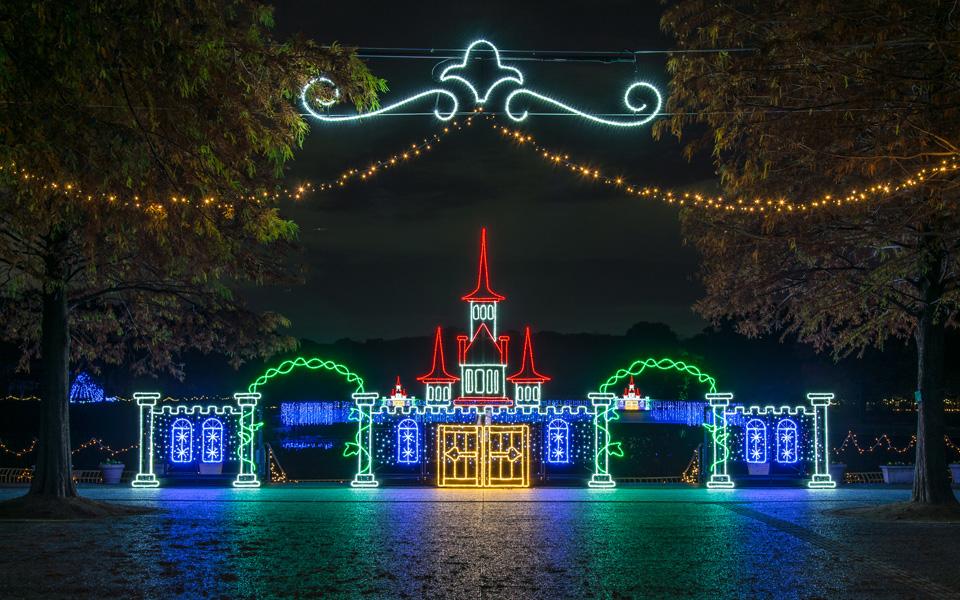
<box><xmin>234</xmin><ymin>392</ymin><xmax>261</xmax><ymax>407</ymax></box>
<box><xmin>352</xmin><ymin>392</ymin><xmax>379</xmax><ymax>406</ymax></box>
<box><xmin>706</xmin><ymin>392</ymin><xmax>733</xmax><ymax>407</ymax></box>
<box><xmin>807</xmin><ymin>392</ymin><xmax>834</xmax><ymax>407</ymax></box>
<box><xmin>133</xmin><ymin>392</ymin><xmax>160</xmax><ymax>407</ymax></box>
<box><xmin>588</xmin><ymin>392</ymin><xmax>617</xmax><ymax>407</ymax></box>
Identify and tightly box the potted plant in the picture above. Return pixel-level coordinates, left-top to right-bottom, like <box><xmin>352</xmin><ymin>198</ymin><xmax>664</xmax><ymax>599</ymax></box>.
<box><xmin>880</xmin><ymin>463</ymin><xmax>914</xmax><ymax>485</ymax></box>
<box><xmin>829</xmin><ymin>462</ymin><xmax>847</xmax><ymax>485</ymax></box>
<box><xmin>747</xmin><ymin>461</ymin><xmax>770</xmax><ymax>476</ymax></box>
<box><xmin>199</xmin><ymin>459</ymin><xmax>223</xmax><ymax>475</ymax></box>
<box><xmin>99</xmin><ymin>459</ymin><xmax>125</xmax><ymax>484</ymax></box>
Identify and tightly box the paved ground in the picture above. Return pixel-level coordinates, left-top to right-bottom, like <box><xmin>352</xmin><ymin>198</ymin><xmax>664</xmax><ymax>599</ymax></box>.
<box><xmin>0</xmin><ymin>486</ymin><xmax>957</xmax><ymax>599</ymax></box>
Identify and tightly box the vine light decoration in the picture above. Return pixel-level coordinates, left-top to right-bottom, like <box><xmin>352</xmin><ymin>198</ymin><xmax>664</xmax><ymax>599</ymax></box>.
<box><xmin>302</xmin><ymin>39</ymin><xmax>663</xmax><ymax>127</ymax></box>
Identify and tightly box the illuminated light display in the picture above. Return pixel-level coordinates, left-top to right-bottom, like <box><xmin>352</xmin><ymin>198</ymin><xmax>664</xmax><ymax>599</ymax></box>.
<box><xmin>776</xmin><ymin>419</ymin><xmax>800</xmax><ymax>464</ymax></box>
<box><xmin>706</xmin><ymin>393</ymin><xmax>836</xmax><ymax>489</ymax></box>
<box><xmin>744</xmin><ymin>419</ymin><xmax>767</xmax><ymax>464</ymax></box>
<box><xmin>437</xmin><ymin>424</ymin><xmax>530</xmax><ymax>487</ymax></box>
<box><xmin>247</xmin><ymin>357</ymin><xmax>365</xmax><ymax>394</ymax></box>
<box><xmin>302</xmin><ymin>83</ymin><xmax>459</xmax><ymax>122</ymax></box>
<box><xmin>68</xmin><ymin>371</ymin><xmax>108</xmax><ymax>404</ymax></box>
<box><xmin>170</xmin><ymin>418</ymin><xmax>193</xmax><ymax>463</ymax></box>
<box><xmin>438</xmin><ymin>39</ymin><xmax>523</xmax><ymax>104</ymax></box>
<box><xmin>201</xmin><ymin>418</ymin><xmax>224</xmax><ymax>463</ymax></box>
<box><xmin>504</xmin><ymin>81</ymin><xmax>661</xmax><ymax>127</ymax></box>
<box><xmin>131</xmin><ymin>392</ymin><xmax>261</xmax><ymax>488</ymax></box>
<box><xmin>302</xmin><ymin>39</ymin><xmax>661</xmax><ymax>128</ymax></box>
<box><xmin>598</xmin><ymin>357</ymin><xmax>718</xmax><ymax>394</ymax></box>
<box><xmin>546</xmin><ymin>419</ymin><xmax>570</xmax><ymax>464</ymax></box>
<box><xmin>396</xmin><ymin>418</ymin><xmax>419</xmax><ymax>464</ymax></box>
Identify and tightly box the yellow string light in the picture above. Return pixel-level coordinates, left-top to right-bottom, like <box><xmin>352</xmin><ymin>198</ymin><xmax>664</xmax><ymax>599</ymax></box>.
<box><xmin>493</xmin><ymin>123</ymin><xmax>960</xmax><ymax>213</ymax></box>
<box><xmin>0</xmin><ymin>437</ymin><xmax>137</xmax><ymax>458</ymax></box>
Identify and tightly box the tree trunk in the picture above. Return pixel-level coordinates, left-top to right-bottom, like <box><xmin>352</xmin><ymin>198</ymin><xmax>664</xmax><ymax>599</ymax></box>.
<box><xmin>29</xmin><ymin>246</ymin><xmax>77</xmax><ymax>498</ymax></box>
<box><xmin>911</xmin><ymin>305</ymin><xmax>956</xmax><ymax>505</ymax></box>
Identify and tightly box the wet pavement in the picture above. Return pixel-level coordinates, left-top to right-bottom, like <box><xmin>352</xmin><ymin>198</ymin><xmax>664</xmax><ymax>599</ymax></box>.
<box><xmin>0</xmin><ymin>486</ymin><xmax>958</xmax><ymax>599</ymax></box>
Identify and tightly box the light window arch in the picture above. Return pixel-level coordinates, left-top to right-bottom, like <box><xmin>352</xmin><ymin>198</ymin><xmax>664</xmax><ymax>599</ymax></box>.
<box><xmin>397</xmin><ymin>418</ymin><xmax>419</xmax><ymax>464</ymax></box>
<box><xmin>546</xmin><ymin>419</ymin><xmax>570</xmax><ymax>464</ymax></box>
<box><xmin>745</xmin><ymin>418</ymin><xmax>767</xmax><ymax>463</ymax></box>
<box><xmin>201</xmin><ymin>417</ymin><xmax>224</xmax><ymax>463</ymax></box>
<box><xmin>171</xmin><ymin>418</ymin><xmax>193</xmax><ymax>463</ymax></box>
<box><xmin>776</xmin><ymin>419</ymin><xmax>800</xmax><ymax>464</ymax></box>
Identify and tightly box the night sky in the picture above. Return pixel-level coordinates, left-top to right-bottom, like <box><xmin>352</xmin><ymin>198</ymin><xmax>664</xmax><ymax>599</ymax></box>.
<box><xmin>248</xmin><ymin>1</ymin><xmax>719</xmax><ymax>343</ymax></box>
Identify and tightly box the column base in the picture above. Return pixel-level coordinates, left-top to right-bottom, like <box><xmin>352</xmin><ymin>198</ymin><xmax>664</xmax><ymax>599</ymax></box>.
<box><xmin>706</xmin><ymin>474</ymin><xmax>735</xmax><ymax>489</ymax></box>
<box><xmin>131</xmin><ymin>473</ymin><xmax>159</xmax><ymax>488</ymax></box>
<box><xmin>232</xmin><ymin>474</ymin><xmax>261</xmax><ymax>488</ymax></box>
<box><xmin>807</xmin><ymin>474</ymin><xmax>836</xmax><ymax>489</ymax></box>
<box><xmin>587</xmin><ymin>473</ymin><xmax>616</xmax><ymax>488</ymax></box>
<box><xmin>351</xmin><ymin>473</ymin><xmax>379</xmax><ymax>488</ymax></box>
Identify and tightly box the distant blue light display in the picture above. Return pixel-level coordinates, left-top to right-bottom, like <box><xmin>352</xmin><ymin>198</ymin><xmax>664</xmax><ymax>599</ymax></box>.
<box><xmin>280</xmin><ymin>402</ymin><xmax>354</xmax><ymax>426</ymax></box>
<box><xmin>68</xmin><ymin>371</ymin><xmax>108</xmax><ymax>404</ymax></box>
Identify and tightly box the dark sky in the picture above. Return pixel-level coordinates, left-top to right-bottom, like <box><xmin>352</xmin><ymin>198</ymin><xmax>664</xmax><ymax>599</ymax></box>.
<box><xmin>247</xmin><ymin>1</ymin><xmax>718</xmax><ymax>342</ymax></box>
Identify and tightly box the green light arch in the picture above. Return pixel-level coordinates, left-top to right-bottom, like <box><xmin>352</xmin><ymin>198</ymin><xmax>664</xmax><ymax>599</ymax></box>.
<box><xmin>598</xmin><ymin>357</ymin><xmax>717</xmax><ymax>395</ymax></box>
<box><xmin>247</xmin><ymin>357</ymin><xmax>365</xmax><ymax>394</ymax></box>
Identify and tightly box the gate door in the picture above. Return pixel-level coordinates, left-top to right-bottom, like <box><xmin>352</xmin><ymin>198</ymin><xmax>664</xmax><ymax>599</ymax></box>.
<box><xmin>437</xmin><ymin>424</ymin><xmax>530</xmax><ymax>488</ymax></box>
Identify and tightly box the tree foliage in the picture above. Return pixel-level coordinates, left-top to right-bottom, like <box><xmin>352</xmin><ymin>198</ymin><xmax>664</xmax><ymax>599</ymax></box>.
<box><xmin>0</xmin><ymin>0</ymin><xmax>385</xmax><ymax>376</ymax></box>
<box><xmin>657</xmin><ymin>0</ymin><xmax>960</xmax><ymax>504</ymax></box>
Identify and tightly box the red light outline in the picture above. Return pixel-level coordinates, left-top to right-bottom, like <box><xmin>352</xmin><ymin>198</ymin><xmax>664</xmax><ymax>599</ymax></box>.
<box><xmin>507</xmin><ymin>326</ymin><xmax>550</xmax><ymax>383</ymax></box>
<box><xmin>418</xmin><ymin>327</ymin><xmax>459</xmax><ymax>383</ymax></box>
<box><xmin>461</xmin><ymin>227</ymin><xmax>506</xmax><ymax>302</ymax></box>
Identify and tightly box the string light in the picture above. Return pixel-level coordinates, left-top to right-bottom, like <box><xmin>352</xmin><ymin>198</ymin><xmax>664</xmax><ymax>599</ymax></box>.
<box><xmin>493</xmin><ymin>124</ymin><xmax>960</xmax><ymax>212</ymax></box>
<box><xmin>0</xmin><ymin>163</ymin><xmax>314</xmax><ymax>212</ymax></box>
<box><xmin>599</xmin><ymin>357</ymin><xmax>718</xmax><ymax>394</ymax></box>
<box><xmin>0</xmin><ymin>437</ymin><xmax>137</xmax><ymax>458</ymax></box>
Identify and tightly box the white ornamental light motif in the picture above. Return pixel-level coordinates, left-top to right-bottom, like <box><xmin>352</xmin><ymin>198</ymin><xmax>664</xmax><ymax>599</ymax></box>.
<box><xmin>302</xmin><ymin>39</ymin><xmax>662</xmax><ymax>128</ymax></box>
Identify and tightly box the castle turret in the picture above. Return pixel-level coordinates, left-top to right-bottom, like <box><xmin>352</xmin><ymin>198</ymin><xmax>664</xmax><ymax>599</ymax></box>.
<box><xmin>507</xmin><ymin>326</ymin><xmax>550</xmax><ymax>406</ymax></box>
<box><xmin>418</xmin><ymin>327</ymin><xmax>458</xmax><ymax>406</ymax></box>
<box><xmin>462</xmin><ymin>227</ymin><xmax>504</xmax><ymax>337</ymax></box>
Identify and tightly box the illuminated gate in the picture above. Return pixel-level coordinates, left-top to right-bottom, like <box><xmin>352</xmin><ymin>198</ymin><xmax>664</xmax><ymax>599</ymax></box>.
<box><xmin>437</xmin><ymin>424</ymin><xmax>529</xmax><ymax>487</ymax></box>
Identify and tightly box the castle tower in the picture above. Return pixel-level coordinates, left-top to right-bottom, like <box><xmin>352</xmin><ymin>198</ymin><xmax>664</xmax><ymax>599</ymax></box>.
<box><xmin>418</xmin><ymin>327</ymin><xmax>458</xmax><ymax>406</ymax></box>
<box><xmin>457</xmin><ymin>228</ymin><xmax>509</xmax><ymax>405</ymax></box>
<box><xmin>507</xmin><ymin>326</ymin><xmax>550</xmax><ymax>407</ymax></box>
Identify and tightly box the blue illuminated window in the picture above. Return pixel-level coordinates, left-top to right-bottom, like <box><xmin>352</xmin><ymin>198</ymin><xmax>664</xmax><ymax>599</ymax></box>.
<box><xmin>546</xmin><ymin>419</ymin><xmax>570</xmax><ymax>464</ymax></box>
<box><xmin>171</xmin><ymin>418</ymin><xmax>193</xmax><ymax>463</ymax></box>
<box><xmin>745</xmin><ymin>418</ymin><xmax>767</xmax><ymax>463</ymax></box>
<box><xmin>201</xmin><ymin>417</ymin><xmax>224</xmax><ymax>463</ymax></box>
<box><xmin>397</xmin><ymin>418</ymin><xmax>419</xmax><ymax>464</ymax></box>
<box><xmin>775</xmin><ymin>419</ymin><xmax>799</xmax><ymax>464</ymax></box>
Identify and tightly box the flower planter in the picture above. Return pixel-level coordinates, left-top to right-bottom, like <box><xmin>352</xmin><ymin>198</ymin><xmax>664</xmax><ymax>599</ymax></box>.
<box><xmin>828</xmin><ymin>463</ymin><xmax>847</xmax><ymax>485</ymax></box>
<box><xmin>950</xmin><ymin>464</ymin><xmax>960</xmax><ymax>484</ymax></box>
<box><xmin>199</xmin><ymin>461</ymin><xmax>223</xmax><ymax>475</ymax></box>
<box><xmin>99</xmin><ymin>463</ymin><xmax>124</xmax><ymax>485</ymax></box>
<box><xmin>880</xmin><ymin>464</ymin><xmax>914</xmax><ymax>485</ymax></box>
<box><xmin>747</xmin><ymin>462</ymin><xmax>770</xmax><ymax>476</ymax></box>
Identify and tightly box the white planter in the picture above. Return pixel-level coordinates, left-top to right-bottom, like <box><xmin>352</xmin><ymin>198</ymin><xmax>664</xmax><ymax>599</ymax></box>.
<box><xmin>880</xmin><ymin>464</ymin><xmax>915</xmax><ymax>485</ymax></box>
<box><xmin>747</xmin><ymin>462</ymin><xmax>770</xmax><ymax>476</ymax></box>
<box><xmin>829</xmin><ymin>463</ymin><xmax>847</xmax><ymax>485</ymax></box>
<box><xmin>950</xmin><ymin>464</ymin><xmax>960</xmax><ymax>484</ymax></box>
<box><xmin>100</xmin><ymin>463</ymin><xmax>124</xmax><ymax>485</ymax></box>
<box><xmin>199</xmin><ymin>461</ymin><xmax>223</xmax><ymax>475</ymax></box>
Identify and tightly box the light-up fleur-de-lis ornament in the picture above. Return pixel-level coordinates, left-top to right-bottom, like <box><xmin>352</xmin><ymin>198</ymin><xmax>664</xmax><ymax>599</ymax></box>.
<box><xmin>301</xmin><ymin>39</ymin><xmax>662</xmax><ymax>128</ymax></box>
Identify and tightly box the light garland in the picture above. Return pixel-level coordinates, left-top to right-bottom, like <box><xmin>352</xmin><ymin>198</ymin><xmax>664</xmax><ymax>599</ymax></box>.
<box><xmin>494</xmin><ymin>124</ymin><xmax>960</xmax><ymax>212</ymax></box>
<box><xmin>312</xmin><ymin>117</ymin><xmax>476</xmax><ymax>191</ymax></box>
<box><xmin>0</xmin><ymin>163</ymin><xmax>314</xmax><ymax>212</ymax></box>
<box><xmin>598</xmin><ymin>357</ymin><xmax>718</xmax><ymax>394</ymax></box>
<box><xmin>0</xmin><ymin>437</ymin><xmax>137</xmax><ymax>459</ymax></box>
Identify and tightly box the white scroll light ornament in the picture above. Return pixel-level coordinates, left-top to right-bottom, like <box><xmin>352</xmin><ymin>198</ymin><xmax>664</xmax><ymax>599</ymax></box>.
<box><xmin>301</xmin><ymin>39</ymin><xmax>662</xmax><ymax>127</ymax></box>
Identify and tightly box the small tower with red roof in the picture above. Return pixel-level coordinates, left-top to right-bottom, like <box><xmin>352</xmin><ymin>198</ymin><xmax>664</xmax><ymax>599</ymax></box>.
<box><xmin>418</xmin><ymin>326</ymin><xmax>458</xmax><ymax>406</ymax></box>
<box><xmin>507</xmin><ymin>326</ymin><xmax>550</xmax><ymax>406</ymax></box>
<box><xmin>456</xmin><ymin>228</ymin><xmax>510</xmax><ymax>405</ymax></box>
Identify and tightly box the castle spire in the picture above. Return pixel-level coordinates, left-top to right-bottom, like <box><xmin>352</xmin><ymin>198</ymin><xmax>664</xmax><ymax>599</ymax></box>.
<box><xmin>507</xmin><ymin>326</ymin><xmax>550</xmax><ymax>383</ymax></box>
<box><xmin>461</xmin><ymin>227</ymin><xmax>505</xmax><ymax>302</ymax></box>
<box><xmin>418</xmin><ymin>327</ymin><xmax>459</xmax><ymax>383</ymax></box>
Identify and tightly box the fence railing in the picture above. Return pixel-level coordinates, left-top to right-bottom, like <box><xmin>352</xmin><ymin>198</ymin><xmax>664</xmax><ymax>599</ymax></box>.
<box><xmin>0</xmin><ymin>467</ymin><xmax>117</xmax><ymax>485</ymax></box>
<box><xmin>845</xmin><ymin>471</ymin><xmax>884</xmax><ymax>484</ymax></box>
